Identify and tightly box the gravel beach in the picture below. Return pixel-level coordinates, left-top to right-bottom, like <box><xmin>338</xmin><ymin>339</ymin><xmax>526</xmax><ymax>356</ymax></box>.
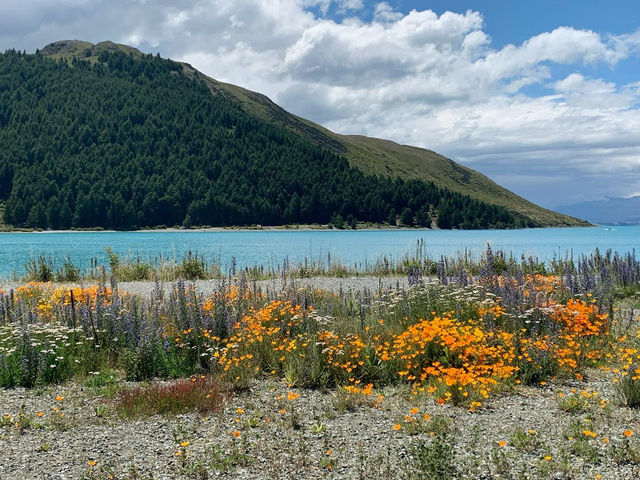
<box><xmin>0</xmin><ymin>276</ymin><xmax>411</xmax><ymax>299</ymax></box>
<box><xmin>1</xmin><ymin>370</ymin><xmax>639</xmax><ymax>479</ymax></box>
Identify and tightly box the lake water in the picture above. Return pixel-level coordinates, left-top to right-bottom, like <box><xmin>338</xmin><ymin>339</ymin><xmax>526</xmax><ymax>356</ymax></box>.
<box><xmin>0</xmin><ymin>226</ymin><xmax>638</xmax><ymax>278</ymax></box>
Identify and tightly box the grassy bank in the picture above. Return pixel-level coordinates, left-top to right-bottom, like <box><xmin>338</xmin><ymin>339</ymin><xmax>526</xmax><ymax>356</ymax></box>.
<box><xmin>13</xmin><ymin>241</ymin><xmax>631</xmax><ymax>287</ymax></box>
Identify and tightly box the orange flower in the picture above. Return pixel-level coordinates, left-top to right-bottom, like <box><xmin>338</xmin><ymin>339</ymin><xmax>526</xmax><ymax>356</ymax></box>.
<box><xmin>233</xmin><ymin>430</ymin><xmax>240</xmax><ymax>437</ymax></box>
<box><xmin>498</xmin><ymin>440</ymin><xmax>506</xmax><ymax>448</ymax></box>
<box><xmin>624</xmin><ymin>429</ymin><xmax>633</xmax><ymax>438</ymax></box>
<box><xmin>393</xmin><ymin>424</ymin><xmax>402</xmax><ymax>431</ymax></box>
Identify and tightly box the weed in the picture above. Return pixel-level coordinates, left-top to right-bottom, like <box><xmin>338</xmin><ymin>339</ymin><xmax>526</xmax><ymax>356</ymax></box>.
<box><xmin>509</xmin><ymin>427</ymin><xmax>542</xmax><ymax>453</ymax></box>
<box><xmin>616</xmin><ymin>365</ymin><xmax>640</xmax><ymax>408</ymax></box>
<box><xmin>405</xmin><ymin>430</ymin><xmax>458</xmax><ymax>480</ymax></box>
<box><xmin>557</xmin><ymin>394</ymin><xmax>591</xmax><ymax>414</ymax></box>
<box><xmin>206</xmin><ymin>444</ymin><xmax>252</xmax><ymax>472</ymax></box>
<box><xmin>37</xmin><ymin>442</ymin><xmax>52</xmax><ymax>452</ymax></box>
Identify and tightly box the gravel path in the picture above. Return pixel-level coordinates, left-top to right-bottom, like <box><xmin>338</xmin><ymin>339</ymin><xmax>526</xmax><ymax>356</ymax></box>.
<box><xmin>1</xmin><ymin>371</ymin><xmax>639</xmax><ymax>479</ymax></box>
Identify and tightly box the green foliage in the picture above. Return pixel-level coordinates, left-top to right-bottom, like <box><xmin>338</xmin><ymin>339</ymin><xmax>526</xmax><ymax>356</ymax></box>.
<box><xmin>330</xmin><ymin>213</ymin><xmax>344</xmax><ymax>229</ymax></box>
<box><xmin>557</xmin><ymin>394</ymin><xmax>591</xmax><ymax>414</ymax></box>
<box><xmin>509</xmin><ymin>428</ymin><xmax>542</xmax><ymax>452</ymax></box>
<box><xmin>405</xmin><ymin>430</ymin><xmax>458</xmax><ymax>480</ymax></box>
<box><xmin>399</xmin><ymin>207</ymin><xmax>414</xmax><ymax>226</ymax></box>
<box><xmin>616</xmin><ymin>366</ymin><xmax>640</xmax><ymax>408</ymax></box>
<box><xmin>24</xmin><ymin>255</ymin><xmax>54</xmax><ymax>282</ymax></box>
<box><xmin>179</xmin><ymin>252</ymin><xmax>207</xmax><ymax>280</ymax></box>
<box><xmin>0</xmin><ymin>48</ymin><xmax>519</xmax><ymax>230</ymax></box>
<box><xmin>342</xmin><ymin>135</ymin><xmax>585</xmax><ymax>227</ymax></box>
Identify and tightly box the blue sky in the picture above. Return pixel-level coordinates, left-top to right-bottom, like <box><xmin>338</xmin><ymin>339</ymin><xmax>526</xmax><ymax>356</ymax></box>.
<box><xmin>1</xmin><ymin>0</ymin><xmax>640</xmax><ymax>208</ymax></box>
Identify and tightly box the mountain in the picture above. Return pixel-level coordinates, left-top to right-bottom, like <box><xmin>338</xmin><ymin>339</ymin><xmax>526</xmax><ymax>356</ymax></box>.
<box><xmin>0</xmin><ymin>40</ymin><xmax>585</xmax><ymax>230</ymax></box>
<box><xmin>556</xmin><ymin>196</ymin><xmax>640</xmax><ymax>225</ymax></box>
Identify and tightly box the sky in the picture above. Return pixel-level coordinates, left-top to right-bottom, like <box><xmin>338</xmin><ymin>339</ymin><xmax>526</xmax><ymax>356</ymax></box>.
<box><xmin>2</xmin><ymin>0</ymin><xmax>640</xmax><ymax>209</ymax></box>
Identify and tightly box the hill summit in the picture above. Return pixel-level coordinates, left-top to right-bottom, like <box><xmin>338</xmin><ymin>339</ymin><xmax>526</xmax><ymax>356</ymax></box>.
<box><xmin>0</xmin><ymin>40</ymin><xmax>585</xmax><ymax>230</ymax></box>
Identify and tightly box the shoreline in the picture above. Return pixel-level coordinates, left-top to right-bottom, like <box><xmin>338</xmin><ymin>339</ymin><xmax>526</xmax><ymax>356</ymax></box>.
<box><xmin>0</xmin><ymin>276</ymin><xmax>411</xmax><ymax>298</ymax></box>
<box><xmin>0</xmin><ymin>223</ymin><xmax>603</xmax><ymax>234</ymax></box>
<box><xmin>0</xmin><ymin>224</ymin><xmax>427</xmax><ymax>234</ymax></box>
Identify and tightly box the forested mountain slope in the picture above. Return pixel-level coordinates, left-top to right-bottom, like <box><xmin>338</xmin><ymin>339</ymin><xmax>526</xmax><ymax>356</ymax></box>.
<box><xmin>0</xmin><ymin>40</ymin><xmax>584</xmax><ymax>230</ymax></box>
<box><xmin>194</xmin><ymin>72</ymin><xmax>585</xmax><ymax>228</ymax></box>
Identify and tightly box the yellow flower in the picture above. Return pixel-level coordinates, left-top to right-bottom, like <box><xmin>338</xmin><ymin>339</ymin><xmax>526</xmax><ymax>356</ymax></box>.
<box><xmin>180</xmin><ymin>441</ymin><xmax>189</xmax><ymax>447</ymax></box>
<box><xmin>36</xmin><ymin>412</ymin><xmax>44</xmax><ymax>417</ymax></box>
<box><xmin>236</xmin><ymin>408</ymin><xmax>244</xmax><ymax>414</ymax></box>
<box><xmin>55</xmin><ymin>396</ymin><xmax>64</xmax><ymax>402</ymax></box>
<box><xmin>409</xmin><ymin>408</ymin><xmax>419</xmax><ymax>415</ymax></box>
<box><xmin>88</xmin><ymin>460</ymin><xmax>96</xmax><ymax>467</ymax></box>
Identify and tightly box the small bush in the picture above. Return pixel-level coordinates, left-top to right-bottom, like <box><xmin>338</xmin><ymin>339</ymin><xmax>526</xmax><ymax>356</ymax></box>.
<box><xmin>179</xmin><ymin>252</ymin><xmax>207</xmax><ymax>280</ymax></box>
<box><xmin>56</xmin><ymin>257</ymin><xmax>80</xmax><ymax>281</ymax></box>
<box><xmin>24</xmin><ymin>255</ymin><xmax>54</xmax><ymax>282</ymax></box>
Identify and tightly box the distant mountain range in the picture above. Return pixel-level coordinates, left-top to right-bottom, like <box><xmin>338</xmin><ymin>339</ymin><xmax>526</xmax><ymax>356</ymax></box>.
<box><xmin>556</xmin><ymin>196</ymin><xmax>640</xmax><ymax>225</ymax></box>
<box><xmin>0</xmin><ymin>40</ymin><xmax>586</xmax><ymax>230</ymax></box>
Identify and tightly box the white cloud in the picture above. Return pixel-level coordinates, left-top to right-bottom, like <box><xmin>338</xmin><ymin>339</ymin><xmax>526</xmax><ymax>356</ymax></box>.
<box><xmin>553</xmin><ymin>73</ymin><xmax>636</xmax><ymax>109</ymax></box>
<box><xmin>302</xmin><ymin>0</ymin><xmax>363</xmax><ymax>15</ymax></box>
<box><xmin>1</xmin><ymin>0</ymin><xmax>640</xmax><ymax>207</ymax></box>
<box><xmin>373</xmin><ymin>2</ymin><xmax>402</xmax><ymax>23</ymax></box>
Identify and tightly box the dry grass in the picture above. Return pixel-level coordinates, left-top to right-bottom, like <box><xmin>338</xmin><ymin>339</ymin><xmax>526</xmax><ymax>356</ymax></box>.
<box><xmin>116</xmin><ymin>376</ymin><xmax>225</xmax><ymax>417</ymax></box>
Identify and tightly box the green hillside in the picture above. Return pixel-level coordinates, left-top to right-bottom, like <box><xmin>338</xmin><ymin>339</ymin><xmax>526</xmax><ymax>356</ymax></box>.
<box><xmin>193</xmin><ymin>70</ymin><xmax>584</xmax><ymax>227</ymax></box>
<box><xmin>0</xmin><ymin>40</ymin><xmax>585</xmax><ymax>230</ymax></box>
<box><xmin>339</xmin><ymin>136</ymin><xmax>582</xmax><ymax>226</ymax></box>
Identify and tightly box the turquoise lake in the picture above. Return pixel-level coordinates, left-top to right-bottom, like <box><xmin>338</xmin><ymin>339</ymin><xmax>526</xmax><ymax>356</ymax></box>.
<box><xmin>0</xmin><ymin>226</ymin><xmax>638</xmax><ymax>278</ymax></box>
